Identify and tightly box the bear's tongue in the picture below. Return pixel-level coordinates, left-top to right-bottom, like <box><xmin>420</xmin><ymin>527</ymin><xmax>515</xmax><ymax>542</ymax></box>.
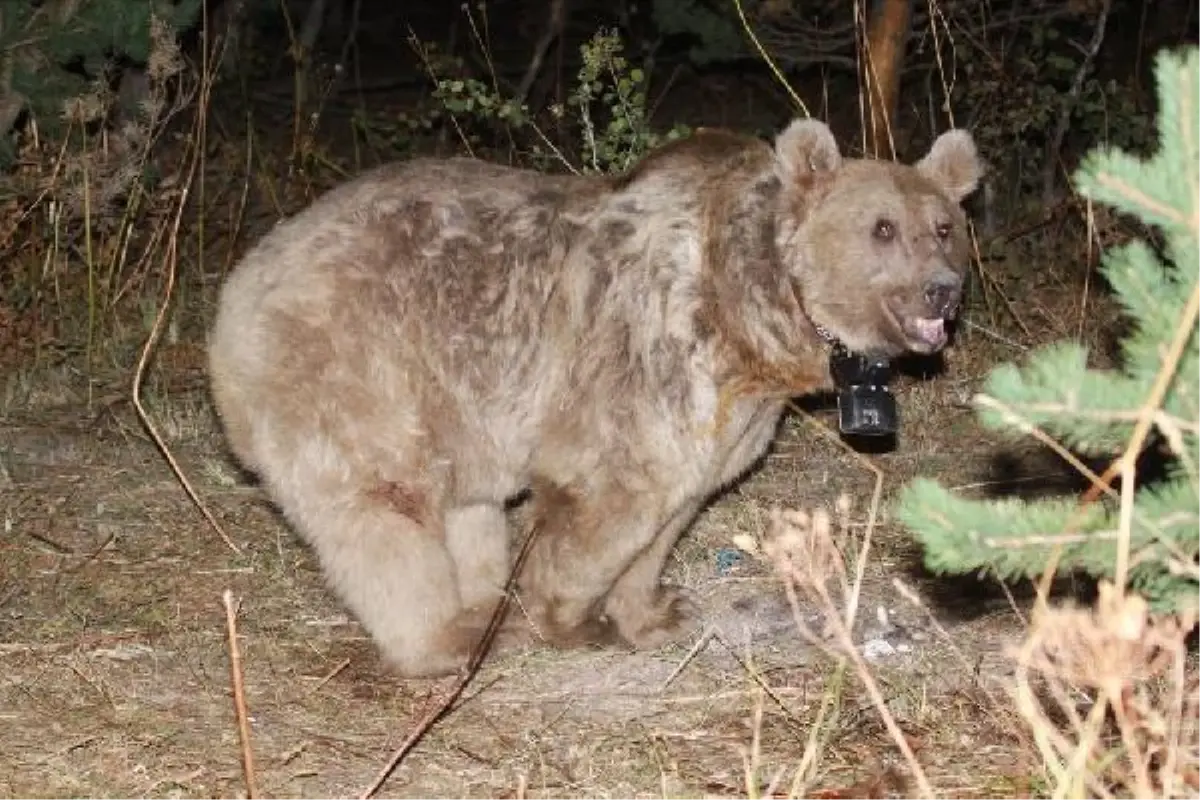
<box><xmin>913</xmin><ymin>317</ymin><xmax>946</xmax><ymax>346</ymax></box>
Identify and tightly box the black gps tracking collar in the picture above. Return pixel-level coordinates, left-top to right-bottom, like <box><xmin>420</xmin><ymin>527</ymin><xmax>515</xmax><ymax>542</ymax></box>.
<box><xmin>829</xmin><ymin>344</ymin><xmax>898</xmax><ymax>437</ymax></box>
<box><xmin>811</xmin><ymin>323</ymin><xmax>899</xmax><ymax>437</ymax></box>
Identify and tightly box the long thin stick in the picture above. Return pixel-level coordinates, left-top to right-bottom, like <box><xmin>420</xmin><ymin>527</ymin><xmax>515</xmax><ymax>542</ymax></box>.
<box><xmin>789</xmin><ymin>405</ymin><xmax>882</xmax><ymax>634</ymax></box>
<box><xmin>516</xmin><ymin>0</ymin><xmax>567</xmax><ymax>103</ymax></box>
<box><xmin>223</xmin><ymin>590</ymin><xmax>260</xmax><ymax>800</ymax></box>
<box><xmin>781</xmin><ymin>576</ymin><xmax>934</xmax><ymax>797</ymax></box>
<box><xmin>130</xmin><ymin>25</ymin><xmax>242</xmax><ymax>556</ymax></box>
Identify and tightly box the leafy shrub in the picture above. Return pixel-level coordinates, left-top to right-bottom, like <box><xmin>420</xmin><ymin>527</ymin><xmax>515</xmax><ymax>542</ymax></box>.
<box><xmin>393</xmin><ymin>28</ymin><xmax>690</xmax><ymax>174</ymax></box>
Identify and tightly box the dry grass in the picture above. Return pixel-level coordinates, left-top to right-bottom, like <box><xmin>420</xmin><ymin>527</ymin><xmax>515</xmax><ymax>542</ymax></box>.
<box><xmin>750</xmin><ymin>467</ymin><xmax>1198</xmax><ymax>799</ymax></box>
<box><xmin>1014</xmin><ymin>585</ymin><xmax>1198</xmax><ymax>798</ymax></box>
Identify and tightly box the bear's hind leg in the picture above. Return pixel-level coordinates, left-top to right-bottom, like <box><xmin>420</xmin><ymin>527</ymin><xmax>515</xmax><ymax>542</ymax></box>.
<box><xmin>517</xmin><ymin>477</ymin><xmax>666</xmax><ymax>647</ymax></box>
<box><xmin>444</xmin><ymin>502</ymin><xmax>540</xmax><ymax>655</ymax></box>
<box><xmin>281</xmin><ymin>478</ymin><xmax>476</xmax><ymax>678</ymax></box>
<box><xmin>445</xmin><ymin>503</ymin><xmax>510</xmax><ymax>613</ymax></box>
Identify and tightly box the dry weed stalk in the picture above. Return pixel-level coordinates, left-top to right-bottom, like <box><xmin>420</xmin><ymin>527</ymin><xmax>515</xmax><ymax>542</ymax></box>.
<box><xmin>1013</xmin><ymin>582</ymin><xmax>1199</xmax><ymax>799</ymax></box>
<box><xmin>766</xmin><ymin>497</ymin><xmax>1198</xmax><ymax>800</ymax></box>
<box><xmin>762</xmin><ymin>497</ymin><xmax>935</xmax><ymax>797</ymax></box>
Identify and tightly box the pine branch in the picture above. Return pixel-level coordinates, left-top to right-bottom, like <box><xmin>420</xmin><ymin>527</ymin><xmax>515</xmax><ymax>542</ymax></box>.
<box><xmin>896</xmin><ymin>47</ymin><xmax>1200</xmax><ymax>614</ymax></box>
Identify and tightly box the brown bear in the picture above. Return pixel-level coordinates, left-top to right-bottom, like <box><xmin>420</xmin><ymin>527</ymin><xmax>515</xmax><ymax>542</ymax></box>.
<box><xmin>207</xmin><ymin>119</ymin><xmax>982</xmax><ymax>677</ymax></box>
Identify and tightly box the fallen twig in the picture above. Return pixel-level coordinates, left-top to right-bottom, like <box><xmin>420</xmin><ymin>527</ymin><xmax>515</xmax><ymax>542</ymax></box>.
<box><xmin>223</xmin><ymin>590</ymin><xmax>260</xmax><ymax>800</ymax></box>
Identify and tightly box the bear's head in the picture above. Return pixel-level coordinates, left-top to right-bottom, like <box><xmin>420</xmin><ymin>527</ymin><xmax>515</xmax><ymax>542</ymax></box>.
<box><xmin>772</xmin><ymin>119</ymin><xmax>983</xmax><ymax>357</ymax></box>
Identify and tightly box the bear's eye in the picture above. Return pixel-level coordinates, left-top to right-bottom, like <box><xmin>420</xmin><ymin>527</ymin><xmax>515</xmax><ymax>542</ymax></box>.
<box><xmin>935</xmin><ymin>222</ymin><xmax>953</xmax><ymax>241</ymax></box>
<box><xmin>873</xmin><ymin>219</ymin><xmax>896</xmax><ymax>242</ymax></box>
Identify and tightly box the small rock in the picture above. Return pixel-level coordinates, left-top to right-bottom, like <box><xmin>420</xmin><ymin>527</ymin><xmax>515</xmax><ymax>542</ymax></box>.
<box><xmin>861</xmin><ymin>638</ymin><xmax>897</xmax><ymax>661</ymax></box>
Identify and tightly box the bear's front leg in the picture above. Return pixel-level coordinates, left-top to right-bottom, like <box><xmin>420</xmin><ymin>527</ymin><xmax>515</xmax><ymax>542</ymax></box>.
<box><xmin>517</xmin><ymin>477</ymin><xmax>703</xmax><ymax>650</ymax></box>
<box><xmin>603</xmin><ymin>497</ymin><xmax>706</xmax><ymax>649</ymax></box>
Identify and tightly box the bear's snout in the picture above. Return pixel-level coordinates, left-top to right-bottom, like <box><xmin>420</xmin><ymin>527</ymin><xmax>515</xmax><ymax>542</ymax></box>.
<box><xmin>923</xmin><ymin>272</ymin><xmax>963</xmax><ymax>319</ymax></box>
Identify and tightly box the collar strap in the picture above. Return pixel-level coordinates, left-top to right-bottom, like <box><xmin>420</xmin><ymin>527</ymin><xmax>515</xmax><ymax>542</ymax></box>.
<box><xmin>813</xmin><ymin>322</ymin><xmax>839</xmax><ymax>346</ymax></box>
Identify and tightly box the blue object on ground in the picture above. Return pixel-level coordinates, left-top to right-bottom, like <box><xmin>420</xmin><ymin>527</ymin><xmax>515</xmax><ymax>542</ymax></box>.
<box><xmin>715</xmin><ymin>547</ymin><xmax>743</xmax><ymax>575</ymax></box>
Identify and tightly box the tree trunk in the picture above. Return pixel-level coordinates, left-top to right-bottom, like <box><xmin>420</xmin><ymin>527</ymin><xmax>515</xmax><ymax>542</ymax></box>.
<box><xmin>863</xmin><ymin>0</ymin><xmax>912</xmax><ymax>158</ymax></box>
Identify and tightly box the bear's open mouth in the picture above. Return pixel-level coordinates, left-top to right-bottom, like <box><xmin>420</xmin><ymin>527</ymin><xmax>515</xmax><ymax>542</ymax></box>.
<box><xmin>903</xmin><ymin>316</ymin><xmax>948</xmax><ymax>351</ymax></box>
<box><xmin>883</xmin><ymin>301</ymin><xmax>950</xmax><ymax>353</ymax></box>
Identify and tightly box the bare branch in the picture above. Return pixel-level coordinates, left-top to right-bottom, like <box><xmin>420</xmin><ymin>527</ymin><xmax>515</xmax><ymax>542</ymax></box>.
<box><xmin>517</xmin><ymin>0</ymin><xmax>569</xmax><ymax>104</ymax></box>
<box><xmin>1042</xmin><ymin>0</ymin><xmax>1113</xmax><ymax>209</ymax></box>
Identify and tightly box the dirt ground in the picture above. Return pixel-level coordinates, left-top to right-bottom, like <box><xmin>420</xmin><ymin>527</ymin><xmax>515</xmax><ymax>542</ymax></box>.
<box><xmin>1</xmin><ymin>322</ymin><xmax>1081</xmax><ymax>799</ymax></box>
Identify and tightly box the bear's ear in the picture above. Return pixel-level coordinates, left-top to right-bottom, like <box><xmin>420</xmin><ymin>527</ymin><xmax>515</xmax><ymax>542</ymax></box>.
<box><xmin>774</xmin><ymin>118</ymin><xmax>842</xmax><ymax>180</ymax></box>
<box><xmin>917</xmin><ymin>129</ymin><xmax>983</xmax><ymax>203</ymax></box>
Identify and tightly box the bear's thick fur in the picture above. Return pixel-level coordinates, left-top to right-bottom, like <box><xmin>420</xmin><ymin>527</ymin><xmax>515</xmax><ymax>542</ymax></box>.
<box><xmin>208</xmin><ymin>119</ymin><xmax>982</xmax><ymax>677</ymax></box>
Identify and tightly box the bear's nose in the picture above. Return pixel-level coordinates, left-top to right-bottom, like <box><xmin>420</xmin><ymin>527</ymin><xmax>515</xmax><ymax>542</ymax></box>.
<box><xmin>924</xmin><ymin>273</ymin><xmax>962</xmax><ymax>318</ymax></box>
